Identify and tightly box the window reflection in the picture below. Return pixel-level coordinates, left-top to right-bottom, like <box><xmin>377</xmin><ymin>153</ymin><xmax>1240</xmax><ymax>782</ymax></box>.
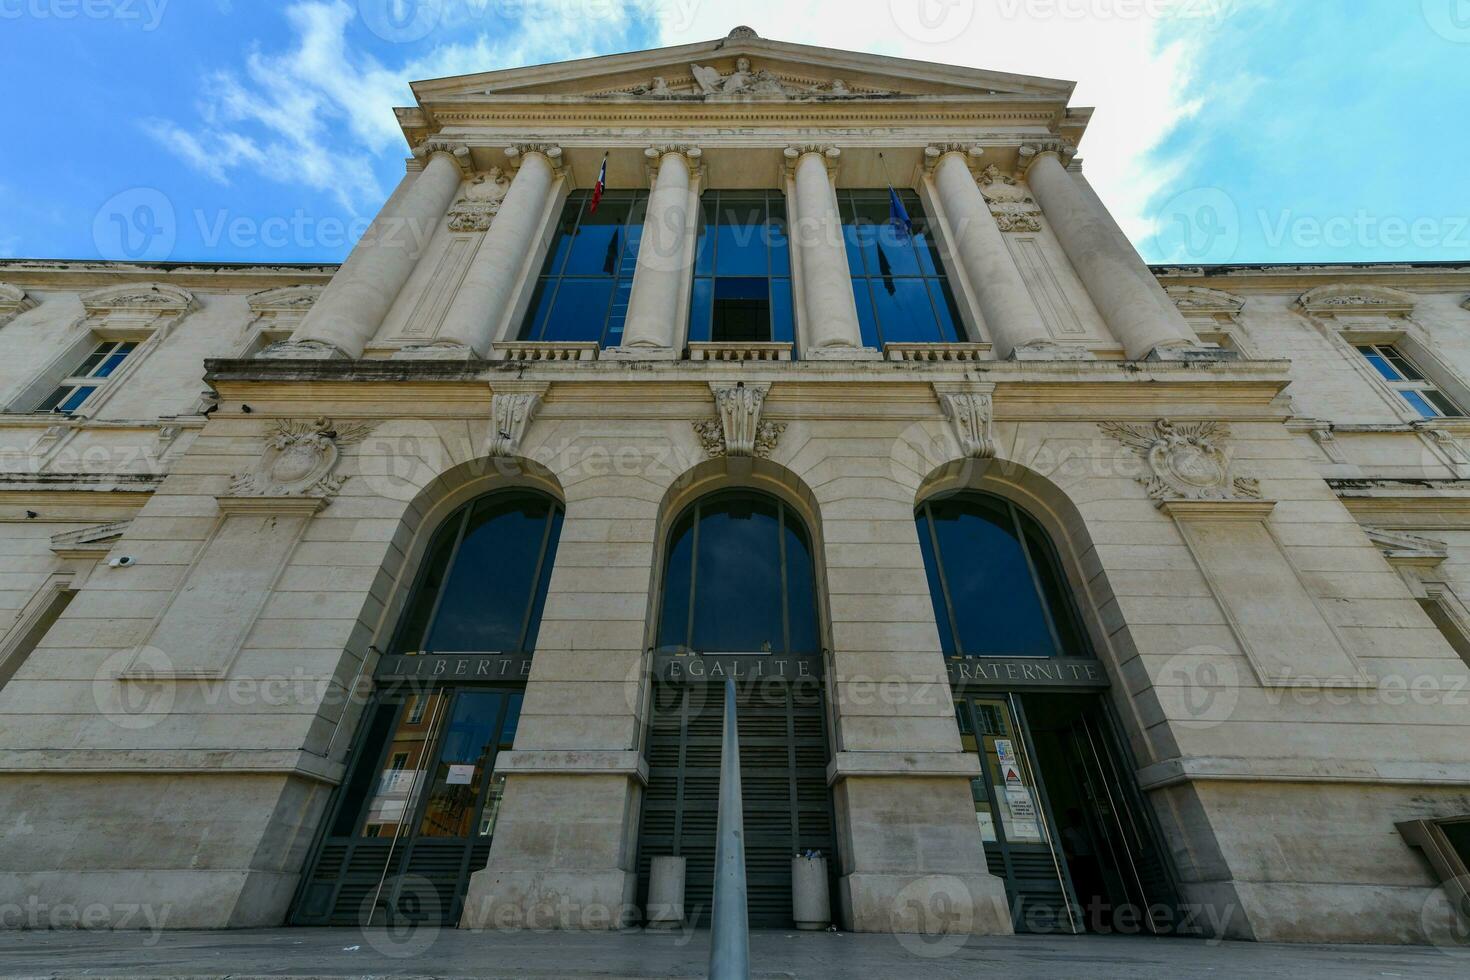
<box><xmin>839</xmin><ymin>190</ymin><xmax>963</xmax><ymax>347</ymax></box>
<box><xmin>917</xmin><ymin>493</ymin><xmax>1089</xmax><ymax>659</ymax></box>
<box><xmin>520</xmin><ymin>190</ymin><xmax>647</xmax><ymax>347</ymax></box>
<box><xmin>690</xmin><ymin>191</ymin><xmax>794</xmax><ymax>346</ymax></box>
<box><xmin>657</xmin><ymin>491</ymin><xmax>819</xmax><ymax>654</ymax></box>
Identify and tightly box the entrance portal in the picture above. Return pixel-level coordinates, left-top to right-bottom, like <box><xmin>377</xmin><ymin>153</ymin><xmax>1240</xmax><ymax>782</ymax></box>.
<box><xmin>957</xmin><ymin>692</ymin><xmax>1181</xmax><ymax>936</ymax></box>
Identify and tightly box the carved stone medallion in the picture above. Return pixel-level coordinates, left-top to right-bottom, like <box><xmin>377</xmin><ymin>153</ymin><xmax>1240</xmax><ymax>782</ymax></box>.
<box><xmin>1101</xmin><ymin>419</ymin><xmax>1262</xmax><ymax>507</ymax></box>
<box><xmin>229</xmin><ymin>417</ymin><xmax>368</xmax><ymax>498</ymax></box>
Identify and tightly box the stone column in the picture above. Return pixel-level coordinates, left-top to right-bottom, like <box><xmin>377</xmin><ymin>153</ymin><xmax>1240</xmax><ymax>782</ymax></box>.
<box><xmin>434</xmin><ymin>144</ymin><xmax>564</xmax><ymax>357</ymax></box>
<box><xmin>1021</xmin><ymin>142</ymin><xmax>1199</xmax><ymax>360</ymax></box>
<box><xmin>609</xmin><ymin>145</ymin><xmax>701</xmax><ymax>359</ymax></box>
<box><xmin>271</xmin><ymin>140</ymin><xmax>470</xmax><ymax>359</ymax></box>
<box><xmin>785</xmin><ymin>145</ymin><xmax>875</xmax><ymax>360</ymax></box>
<box><xmin>926</xmin><ymin>145</ymin><xmax>1055</xmax><ymax>359</ymax></box>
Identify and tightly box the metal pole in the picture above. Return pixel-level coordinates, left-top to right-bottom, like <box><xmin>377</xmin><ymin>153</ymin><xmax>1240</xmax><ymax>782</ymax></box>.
<box><xmin>708</xmin><ymin>677</ymin><xmax>749</xmax><ymax>980</ymax></box>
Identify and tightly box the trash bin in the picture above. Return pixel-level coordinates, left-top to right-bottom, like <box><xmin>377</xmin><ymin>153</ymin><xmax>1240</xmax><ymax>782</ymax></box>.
<box><xmin>792</xmin><ymin>854</ymin><xmax>830</xmax><ymax>930</ymax></box>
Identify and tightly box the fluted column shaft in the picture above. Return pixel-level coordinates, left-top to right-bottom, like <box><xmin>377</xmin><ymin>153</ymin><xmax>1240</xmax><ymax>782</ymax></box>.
<box><xmin>620</xmin><ymin>147</ymin><xmax>697</xmax><ymax>352</ymax></box>
<box><xmin>1023</xmin><ymin>149</ymin><xmax>1196</xmax><ymax>359</ymax></box>
<box><xmin>289</xmin><ymin>148</ymin><xmax>465</xmax><ymax>358</ymax></box>
<box><xmin>930</xmin><ymin>151</ymin><xmax>1052</xmax><ymax>358</ymax></box>
<box><xmin>787</xmin><ymin>148</ymin><xmax>867</xmax><ymax>356</ymax></box>
<box><xmin>437</xmin><ymin>148</ymin><xmax>560</xmax><ymax>355</ymax></box>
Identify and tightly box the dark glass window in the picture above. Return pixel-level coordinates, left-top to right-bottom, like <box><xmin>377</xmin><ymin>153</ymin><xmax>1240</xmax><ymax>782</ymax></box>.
<box><xmin>392</xmin><ymin>492</ymin><xmax>563</xmax><ymax>654</ymax></box>
<box><xmin>1354</xmin><ymin>343</ymin><xmax>1464</xmax><ymax>418</ymax></box>
<box><xmin>656</xmin><ymin>491</ymin><xmax>819</xmax><ymax>655</ymax></box>
<box><xmin>838</xmin><ymin>189</ymin><xmax>963</xmax><ymax>348</ymax></box>
<box><xmin>689</xmin><ymin>190</ymin><xmax>794</xmax><ymax>347</ymax></box>
<box><xmin>916</xmin><ymin>493</ymin><xmax>1090</xmax><ymax>659</ymax></box>
<box><xmin>35</xmin><ymin>340</ymin><xmax>138</xmax><ymax>414</ymax></box>
<box><xmin>520</xmin><ymin>190</ymin><xmax>647</xmax><ymax>347</ymax></box>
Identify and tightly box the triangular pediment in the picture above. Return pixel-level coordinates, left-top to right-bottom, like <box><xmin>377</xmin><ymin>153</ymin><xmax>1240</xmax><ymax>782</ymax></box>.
<box><xmin>409</xmin><ymin>29</ymin><xmax>1075</xmax><ymax>105</ymax></box>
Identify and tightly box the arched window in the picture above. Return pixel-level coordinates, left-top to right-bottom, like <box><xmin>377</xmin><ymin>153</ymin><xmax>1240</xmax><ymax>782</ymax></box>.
<box><xmin>916</xmin><ymin>493</ymin><xmax>1089</xmax><ymax>659</ymax></box>
<box><xmin>392</xmin><ymin>492</ymin><xmax>563</xmax><ymax>654</ymax></box>
<box><xmin>656</xmin><ymin>491</ymin><xmax>819</xmax><ymax>655</ymax></box>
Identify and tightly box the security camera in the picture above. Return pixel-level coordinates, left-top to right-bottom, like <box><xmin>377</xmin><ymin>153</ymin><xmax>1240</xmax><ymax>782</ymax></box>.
<box><xmin>108</xmin><ymin>556</ymin><xmax>136</xmax><ymax>568</ymax></box>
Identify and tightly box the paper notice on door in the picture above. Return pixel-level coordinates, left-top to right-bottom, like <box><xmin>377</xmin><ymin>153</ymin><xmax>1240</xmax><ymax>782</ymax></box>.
<box><xmin>976</xmin><ymin>810</ymin><xmax>997</xmax><ymax>842</ymax></box>
<box><xmin>446</xmin><ymin>764</ymin><xmax>476</xmax><ymax>786</ymax></box>
<box><xmin>996</xmin><ymin>739</ymin><xmax>1016</xmax><ymax>766</ymax></box>
<box><xmin>1005</xmin><ymin>787</ymin><xmax>1043</xmax><ymax>840</ymax></box>
<box><xmin>378</xmin><ymin>769</ymin><xmax>417</xmax><ymax>796</ymax></box>
<box><xmin>1002</xmin><ymin>763</ymin><xmax>1024</xmax><ymax>788</ymax></box>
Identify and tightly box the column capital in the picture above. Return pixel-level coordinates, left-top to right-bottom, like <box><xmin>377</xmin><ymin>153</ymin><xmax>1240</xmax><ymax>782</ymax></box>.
<box><xmin>1017</xmin><ymin>139</ymin><xmax>1078</xmax><ymax>175</ymax></box>
<box><xmin>783</xmin><ymin>144</ymin><xmax>841</xmax><ymax>178</ymax></box>
<box><xmin>643</xmin><ymin>144</ymin><xmax>703</xmax><ymax>184</ymax></box>
<box><xmin>505</xmin><ymin>143</ymin><xmax>566</xmax><ymax>177</ymax></box>
<box><xmin>411</xmin><ymin>138</ymin><xmax>473</xmax><ymax>176</ymax></box>
<box><xmin>922</xmin><ymin>143</ymin><xmax>984</xmax><ymax>174</ymax></box>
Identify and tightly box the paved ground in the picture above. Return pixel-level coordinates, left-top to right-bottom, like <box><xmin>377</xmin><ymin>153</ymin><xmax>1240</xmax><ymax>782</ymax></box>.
<box><xmin>0</xmin><ymin>928</ymin><xmax>1465</xmax><ymax>979</ymax></box>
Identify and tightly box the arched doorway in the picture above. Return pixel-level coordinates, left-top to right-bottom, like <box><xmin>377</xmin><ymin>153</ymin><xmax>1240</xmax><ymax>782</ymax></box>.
<box><xmin>637</xmin><ymin>489</ymin><xmax>837</xmax><ymax>927</ymax></box>
<box><xmin>291</xmin><ymin>490</ymin><xmax>564</xmax><ymax>927</ymax></box>
<box><xmin>917</xmin><ymin>491</ymin><xmax>1182</xmax><ymax>936</ymax></box>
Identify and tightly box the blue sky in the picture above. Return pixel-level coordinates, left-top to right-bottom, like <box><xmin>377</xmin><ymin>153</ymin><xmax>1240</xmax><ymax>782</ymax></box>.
<box><xmin>1</xmin><ymin>0</ymin><xmax>1467</xmax><ymax>266</ymax></box>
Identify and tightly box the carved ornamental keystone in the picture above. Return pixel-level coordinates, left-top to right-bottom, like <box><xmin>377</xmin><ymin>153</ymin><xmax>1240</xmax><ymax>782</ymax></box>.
<box><xmin>487</xmin><ymin>383</ymin><xmax>548</xmax><ymax>457</ymax></box>
<box><xmin>933</xmin><ymin>382</ymin><xmax>997</xmax><ymax>459</ymax></box>
<box><xmin>694</xmin><ymin>382</ymin><xmax>784</xmax><ymax>459</ymax></box>
<box><xmin>448</xmin><ymin>168</ymin><xmax>510</xmax><ymax>233</ymax></box>
<box><xmin>976</xmin><ymin>165</ymin><xmax>1043</xmax><ymax>233</ymax></box>
<box><xmin>1101</xmin><ymin>419</ymin><xmax>1262</xmax><ymax>507</ymax></box>
<box><xmin>0</xmin><ymin>283</ymin><xmax>37</xmax><ymax>328</ymax></box>
<box><xmin>229</xmin><ymin>417</ymin><xmax>369</xmax><ymax>499</ymax></box>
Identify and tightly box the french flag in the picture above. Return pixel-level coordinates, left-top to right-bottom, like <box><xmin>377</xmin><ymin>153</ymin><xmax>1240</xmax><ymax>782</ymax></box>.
<box><xmin>589</xmin><ymin>153</ymin><xmax>608</xmax><ymax>214</ymax></box>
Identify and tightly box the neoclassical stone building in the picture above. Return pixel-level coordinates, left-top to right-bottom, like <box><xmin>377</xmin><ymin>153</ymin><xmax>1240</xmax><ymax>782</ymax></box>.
<box><xmin>1</xmin><ymin>29</ymin><xmax>1469</xmax><ymax>945</ymax></box>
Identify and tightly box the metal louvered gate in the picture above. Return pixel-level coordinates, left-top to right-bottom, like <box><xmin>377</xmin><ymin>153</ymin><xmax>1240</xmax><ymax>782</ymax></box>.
<box><xmin>637</xmin><ymin>676</ymin><xmax>836</xmax><ymax>927</ymax></box>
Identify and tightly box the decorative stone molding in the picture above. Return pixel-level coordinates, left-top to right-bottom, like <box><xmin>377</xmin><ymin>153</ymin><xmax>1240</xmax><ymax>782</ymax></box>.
<box><xmin>687</xmin><ymin>341</ymin><xmax>792</xmax><ymax>362</ymax></box>
<box><xmin>487</xmin><ymin>382</ymin><xmax>548</xmax><ymax>457</ymax></box>
<box><xmin>783</xmin><ymin>144</ymin><xmax>841</xmax><ymax>177</ymax></box>
<box><xmin>644</xmin><ymin>144</ymin><xmax>703</xmax><ymax>184</ymax></box>
<box><xmin>1101</xmin><ymin>418</ymin><xmax>1262</xmax><ymax>507</ymax></box>
<box><xmin>1166</xmin><ymin>285</ymin><xmax>1246</xmax><ymax>319</ymax></box>
<box><xmin>1417</xmin><ymin>424</ymin><xmax>1470</xmax><ymax>473</ymax></box>
<box><xmin>447</xmin><ymin>168</ymin><xmax>510</xmax><ymax>232</ymax></box>
<box><xmin>79</xmin><ymin>283</ymin><xmax>196</xmax><ymax>337</ymax></box>
<box><xmin>1304</xmin><ymin>421</ymin><xmax>1348</xmax><ymax>464</ymax></box>
<box><xmin>933</xmin><ymin>382</ymin><xmax>996</xmax><ymax>459</ymax></box>
<box><xmin>1011</xmin><ymin>340</ymin><xmax>1092</xmax><ymax>361</ymax></box>
<box><xmin>694</xmin><ymin>381</ymin><xmax>784</xmax><ymax>459</ymax></box>
<box><xmin>492</xmin><ymin>341</ymin><xmax>599</xmax><ymax>362</ymax></box>
<box><xmin>50</xmin><ymin>520</ymin><xmax>132</xmax><ymax>560</ymax></box>
<box><xmin>257</xmin><ymin>339</ymin><xmax>347</xmax><ymax>360</ymax></box>
<box><xmin>412</xmin><ymin>138</ymin><xmax>473</xmax><ymax>176</ymax></box>
<box><xmin>0</xmin><ymin>283</ymin><xmax>37</xmax><ymax>327</ymax></box>
<box><xmin>228</xmin><ymin>417</ymin><xmax>368</xmax><ymax>499</ymax></box>
<box><xmin>885</xmin><ymin>342</ymin><xmax>991</xmax><ymax>363</ymax></box>
<box><xmin>245</xmin><ymin>285</ymin><xmax>322</xmax><ymax>350</ymax></box>
<box><xmin>1363</xmin><ymin>526</ymin><xmax>1448</xmax><ymax>568</ymax></box>
<box><xmin>976</xmin><ymin>164</ymin><xmax>1042</xmax><ymax>233</ymax></box>
<box><xmin>1296</xmin><ymin>283</ymin><xmax>1417</xmax><ymax>316</ymax></box>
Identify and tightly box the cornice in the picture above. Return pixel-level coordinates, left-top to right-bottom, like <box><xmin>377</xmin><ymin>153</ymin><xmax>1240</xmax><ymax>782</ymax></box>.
<box><xmin>0</xmin><ymin>260</ymin><xmax>337</xmax><ymax>292</ymax></box>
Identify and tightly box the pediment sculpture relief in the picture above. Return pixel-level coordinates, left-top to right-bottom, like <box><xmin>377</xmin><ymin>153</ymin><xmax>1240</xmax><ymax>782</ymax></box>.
<box><xmin>977</xmin><ymin>165</ymin><xmax>1043</xmax><ymax>233</ymax></box>
<box><xmin>448</xmin><ymin>168</ymin><xmax>510</xmax><ymax>233</ymax></box>
<box><xmin>613</xmin><ymin>58</ymin><xmax>895</xmax><ymax>101</ymax></box>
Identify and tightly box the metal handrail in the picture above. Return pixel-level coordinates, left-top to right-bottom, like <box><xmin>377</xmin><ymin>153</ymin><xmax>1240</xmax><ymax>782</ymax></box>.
<box><xmin>708</xmin><ymin>677</ymin><xmax>750</xmax><ymax>980</ymax></box>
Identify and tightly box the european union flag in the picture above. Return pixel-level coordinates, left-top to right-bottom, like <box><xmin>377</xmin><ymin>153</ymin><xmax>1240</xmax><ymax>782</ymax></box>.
<box><xmin>888</xmin><ymin>187</ymin><xmax>913</xmax><ymax>241</ymax></box>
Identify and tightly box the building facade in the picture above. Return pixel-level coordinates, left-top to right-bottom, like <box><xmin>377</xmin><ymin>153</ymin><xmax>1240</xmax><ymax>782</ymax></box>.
<box><xmin>2</xmin><ymin>28</ymin><xmax>1469</xmax><ymax>944</ymax></box>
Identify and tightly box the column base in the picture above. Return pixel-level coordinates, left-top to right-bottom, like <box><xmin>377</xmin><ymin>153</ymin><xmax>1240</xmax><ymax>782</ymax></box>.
<box><xmin>256</xmin><ymin>340</ymin><xmax>348</xmax><ymax>360</ymax></box>
<box><xmin>1146</xmin><ymin>344</ymin><xmax>1240</xmax><ymax>363</ymax></box>
<box><xmin>459</xmin><ymin>868</ymin><xmax>639</xmax><ymax>931</ymax></box>
<box><xmin>601</xmin><ymin>345</ymin><xmax>682</xmax><ymax>361</ymax></box>
<box><xmin>803</xmin><ymin>345</ymin><xmax>883</xmax><ymax>362</ymax></box>
<box><xmin>1009</xmin><ymin>342</ymin><xmax>1093</xmax><ymax>362</ymax></box>
<box><xmin>391</xmin><ymin>343</ymin><xmax>478</xmax><ymax>360</ymax></box>
<box><xmin>839</xmin><ymin>871</ymin><xmax>1014</xmax><ymax>936</ymax></box>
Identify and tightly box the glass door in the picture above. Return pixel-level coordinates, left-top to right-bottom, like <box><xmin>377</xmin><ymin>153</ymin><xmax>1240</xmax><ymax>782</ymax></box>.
<box><xmin>956</xmin><ymin>695</ymin><xmax>1082</xmax><ymax>934</ymax></box>
<box><xmin>292</xmin><ymin>687</ymin><xmax>522</xmax><ymax>926</ymax></box>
